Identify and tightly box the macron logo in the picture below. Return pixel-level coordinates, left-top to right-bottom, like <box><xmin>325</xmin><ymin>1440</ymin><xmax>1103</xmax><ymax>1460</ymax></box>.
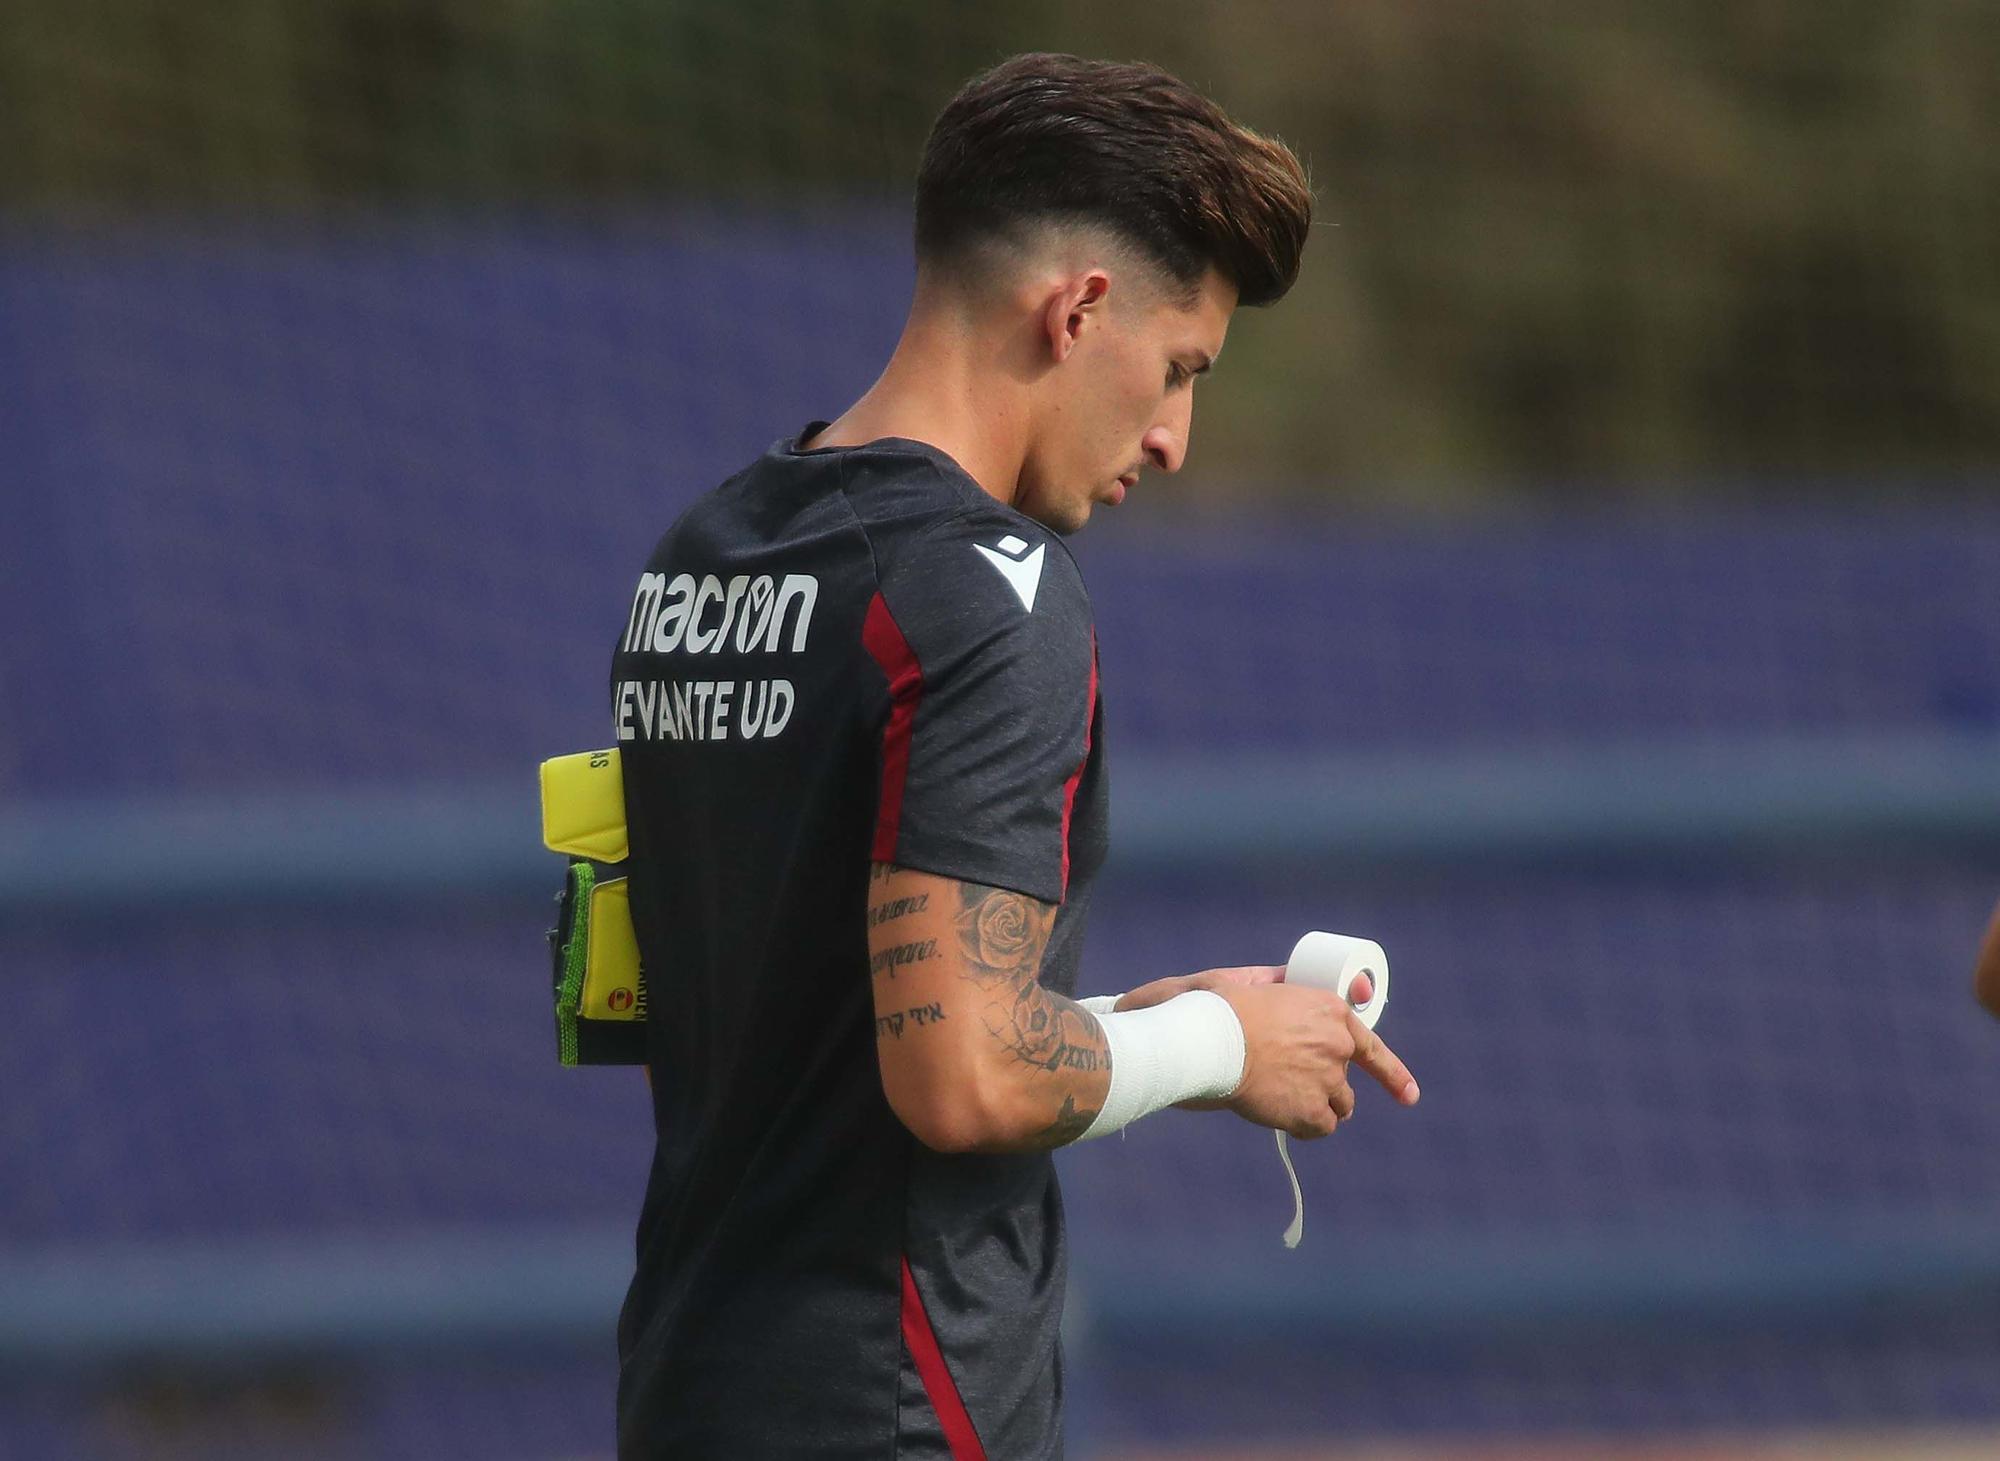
<box><xmin>972</xmin><ymin>534</ymin><xmax>1046</xmax><ymax>612</ymax></box>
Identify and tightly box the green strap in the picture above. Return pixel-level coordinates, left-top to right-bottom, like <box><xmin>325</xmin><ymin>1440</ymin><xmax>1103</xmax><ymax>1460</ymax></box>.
<box><xmin>554</xmin><ymin>859</ymin><xmax>597</xmax><ymax>1067</ymax></box>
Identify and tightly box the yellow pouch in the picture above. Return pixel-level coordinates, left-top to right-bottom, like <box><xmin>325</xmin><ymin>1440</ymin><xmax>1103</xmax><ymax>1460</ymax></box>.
<box><xmin>579</xmin><ymin>877</ymin><xmax>645</xmax><ymax>1022</ymax></box>
<box><xmin>540</xmin><ymin>747</ymin><xmax>630</xmax><ymax>862</ymax></box>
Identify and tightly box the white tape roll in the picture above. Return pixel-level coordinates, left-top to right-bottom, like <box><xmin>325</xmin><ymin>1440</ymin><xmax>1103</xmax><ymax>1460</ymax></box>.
<box><xmin>1275</xmin><ymin>930</ymin><xmax>1390</xmax><ymax>1248</ymax></box>
<box><xmin>1284</xmin><ymin>931</ymin><xmax>1388</xmax><ymax>1030</ymax></box>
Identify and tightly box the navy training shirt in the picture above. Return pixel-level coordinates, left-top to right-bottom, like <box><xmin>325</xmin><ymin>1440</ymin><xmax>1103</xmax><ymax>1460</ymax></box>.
<box><xmin>609</xmin><ymin>426</ymin><xmax>1109</xmax><ymax>1459</ymax></box>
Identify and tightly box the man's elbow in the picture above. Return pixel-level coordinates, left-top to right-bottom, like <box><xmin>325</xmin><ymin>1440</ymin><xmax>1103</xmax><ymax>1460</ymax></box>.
<box><xmin>882</xmin><ymin>1068</ymin><xmax>1022</xmax><ymax>1154</ymax></box>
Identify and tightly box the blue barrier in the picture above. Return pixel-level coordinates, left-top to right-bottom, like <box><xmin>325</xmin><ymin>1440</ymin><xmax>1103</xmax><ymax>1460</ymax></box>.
<box><xmin>7</xmin><ymin>1210</ymin><xmax>1997</xmax><ymax>1372</ymax></box>
<box><xmin>5</xmin><ymin>730</ymin><xmax>2000</xmax><ymax>914</ymax></box>
<box><xmin>0</xmin><ymin>1226</ymin><xmax>627</xmax><ymax>1370</ymax></box>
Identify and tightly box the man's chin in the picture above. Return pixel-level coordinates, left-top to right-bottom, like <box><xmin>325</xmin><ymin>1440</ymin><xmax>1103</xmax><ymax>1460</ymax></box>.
<box><xmin>1021</xmin><ymin>500</ymin><xmax>1090</xmax><ymax>537</ymax></box>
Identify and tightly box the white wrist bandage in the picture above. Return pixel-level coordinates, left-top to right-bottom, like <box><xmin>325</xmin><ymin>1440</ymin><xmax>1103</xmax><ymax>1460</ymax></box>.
<box><xmin>1076</xmin><ymin>990</ymin><xmax>1245</xmax><ymax>1141</ymax></box>
<box><xmin>1076</xmin><ymin>994</ymin><xmax>1120</xmax><ymax>1016</ymax></box>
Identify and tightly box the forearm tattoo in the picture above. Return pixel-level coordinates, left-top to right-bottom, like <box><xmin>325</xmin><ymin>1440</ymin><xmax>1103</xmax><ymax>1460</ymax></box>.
<box><xmin>953</xmin><ymin>882</ymin><xmax>1110</xmax><ymax>1146</ymax></box>
<box><xmin>866</xmin><ymin>865</ymin><xmax>942</xmax><ymax>980</ymax></box>
<box><xmin>866</xmin><ymin>866</ymin><xmax>1110</xmax><ymax>1148</ymax></box>
<box><xmin>874</xmin><ymin>1002</ymin><xmax>946</xmax><ymax>1040</ymax></box>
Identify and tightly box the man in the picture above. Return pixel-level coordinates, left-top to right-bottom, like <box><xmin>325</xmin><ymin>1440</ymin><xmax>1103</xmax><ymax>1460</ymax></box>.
<box><xmin>608</xmin><ymin>52</ymin><xmax>1421</xmax><ymax>1459</ymax></box>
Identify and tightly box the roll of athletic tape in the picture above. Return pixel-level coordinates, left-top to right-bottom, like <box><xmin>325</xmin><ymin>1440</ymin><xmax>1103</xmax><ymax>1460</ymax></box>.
<box><xmin>1276</xmin><ymin>930</ymin><xmax>1390</xmax><ymax>1248</ymax></box>
<box><xmin>1284</xmin><ymin>930</ymin><xmax>1388</xmax><ymax>1030</ymax></box>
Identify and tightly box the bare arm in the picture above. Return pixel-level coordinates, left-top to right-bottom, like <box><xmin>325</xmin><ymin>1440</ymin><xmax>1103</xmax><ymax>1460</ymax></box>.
<box><xmin>1977</xmin><ymin>898</ymin><xmax>2000</xmax><ymax>1019</ymax></box>
<box><xmin>867</xmin><ymin>862</ymin><xmax>1111</xmax><ymax>1152</ymax></box>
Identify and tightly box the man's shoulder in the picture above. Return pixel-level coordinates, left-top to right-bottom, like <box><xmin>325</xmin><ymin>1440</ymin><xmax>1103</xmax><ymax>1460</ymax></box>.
<box><xmin>664</xmin><ymin>433</ymin><xmax>1092</xmax><ymax>636</ymax></box>
<box><xmin>822</xmin><ymin>443</ymin><xmax>1087</xmax><ymax>616</ymax></box>
<box><xmin>887</xmin><ymin>507</ymin><xmax>1087</xmax><ymax>624</ymax></box>
<box><xmin>835</xmin><ymin>440</ymin><xmax>988</xmax><ymax>549</ymax></box>
<box><xmin>869</xmin><ymin>520</ymin><xmax>1091</xmax><ymax>707</ymax></box>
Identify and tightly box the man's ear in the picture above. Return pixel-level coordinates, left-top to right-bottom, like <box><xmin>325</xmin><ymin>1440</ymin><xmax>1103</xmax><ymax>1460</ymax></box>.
<box><xmin>1040</xmin><ymin>269</ymin><xmax>1112</xmax><ymax>364</ymax></box>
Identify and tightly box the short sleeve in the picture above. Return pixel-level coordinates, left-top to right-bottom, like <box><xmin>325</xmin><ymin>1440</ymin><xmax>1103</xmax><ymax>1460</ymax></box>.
<box><xmin>864</xmin><ymin>512</ymin><xmax>1098</xmax><ymax>904</ymax></box>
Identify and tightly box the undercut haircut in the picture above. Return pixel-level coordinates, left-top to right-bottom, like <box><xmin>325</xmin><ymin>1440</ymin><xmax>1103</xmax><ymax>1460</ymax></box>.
<box><xmin>915</xmin><ymin>53</ymin><xmax>1313</xmax><ymax>308</ymax></box>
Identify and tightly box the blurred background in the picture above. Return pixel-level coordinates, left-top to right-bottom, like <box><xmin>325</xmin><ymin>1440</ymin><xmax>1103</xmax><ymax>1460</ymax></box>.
<box><xmin>4</xmin><ymin>2</ymin><xmax>1999</xmax><ymax>1458</ymax></box>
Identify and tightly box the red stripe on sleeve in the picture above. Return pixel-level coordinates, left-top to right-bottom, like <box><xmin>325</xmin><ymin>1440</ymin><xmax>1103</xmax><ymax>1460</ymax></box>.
<box><xmin>900</xmin><ymin>1256</ymin><xmax>988</xmax><ymax>1461</ymax></box>
<box><xmin>1056</xmin><ymin>631</ymin><xmax>1099</xmax><ymax>894</ymax></box>
<box><xmin>863</xmin><ymin>591</ymin><xmax>924</xmax><ymax>863</ymax></box>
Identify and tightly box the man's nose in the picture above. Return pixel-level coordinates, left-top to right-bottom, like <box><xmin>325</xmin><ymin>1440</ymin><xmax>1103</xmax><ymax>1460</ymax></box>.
<box><xmin>1141</xmin><ymin>423</ymin><xmax>1187</xmax><ymax>474</ymax></box>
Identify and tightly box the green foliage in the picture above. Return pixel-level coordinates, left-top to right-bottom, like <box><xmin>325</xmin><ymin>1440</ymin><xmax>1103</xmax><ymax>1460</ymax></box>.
<box><xmin>4</xmin><ymin>0</ymin><xmax>1994</xmax><ymax>493</ymax></box>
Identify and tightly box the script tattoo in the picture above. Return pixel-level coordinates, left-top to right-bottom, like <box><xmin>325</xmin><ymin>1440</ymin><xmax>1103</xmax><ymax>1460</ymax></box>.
<box><xmin>866</xmin><ymin>893</ymin><xmax>929</xmax><ymax>929</ymax></box>
<box><xmin>953</xmin><ymin>883</ymin><xmax>1109</xmax><ymax>1145</ymax></box>
<box><xmin>869</xmin><ymin>939</ymin><xmax>938</xmax><ymax>980</ymax></box>
<box><xmin>875</xmin><ymin>1002</ymin><xmax>946</xmax><ymax>1040</ymax></box>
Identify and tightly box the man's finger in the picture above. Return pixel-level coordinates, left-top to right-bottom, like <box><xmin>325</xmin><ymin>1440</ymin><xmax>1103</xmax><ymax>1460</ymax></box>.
<box><xmin>1329</xmin><ymin>1081</ymin><xmax>1356</xmax><ymax>1122</ymax></box>
<box><xmin>1347</xmin><ymin>1012</ymin><xmax>1420</xmax><ymax>1105</ymax></box>
<box><xmin>1112</xmin><ymin>975</ymin><xmax>1191</xmax><ymax>1012</ymax></box>
<box><xmin>1291</xmin><ymin>1107</ymin><xmax>1338</xmax><ymax>1140</ymax></box>
<box><xmin>1204</xmin><ymin>964</ymin><xmax>1283</xmax><ymax>988</ymax></box>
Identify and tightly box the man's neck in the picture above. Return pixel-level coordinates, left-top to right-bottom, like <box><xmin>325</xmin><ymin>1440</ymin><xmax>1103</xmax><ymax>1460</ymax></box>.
<box><xmin>806</xmin><ymin>311</ymin><xmax>1029</xmax><ymax>509</ymax></box>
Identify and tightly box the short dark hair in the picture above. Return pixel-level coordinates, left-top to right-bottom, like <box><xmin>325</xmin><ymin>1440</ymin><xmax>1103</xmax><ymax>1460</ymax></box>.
<box><xmin>915</xmin><ymin>53</ymin><xmax>1313</xmax><ymax>308</ymax></box>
